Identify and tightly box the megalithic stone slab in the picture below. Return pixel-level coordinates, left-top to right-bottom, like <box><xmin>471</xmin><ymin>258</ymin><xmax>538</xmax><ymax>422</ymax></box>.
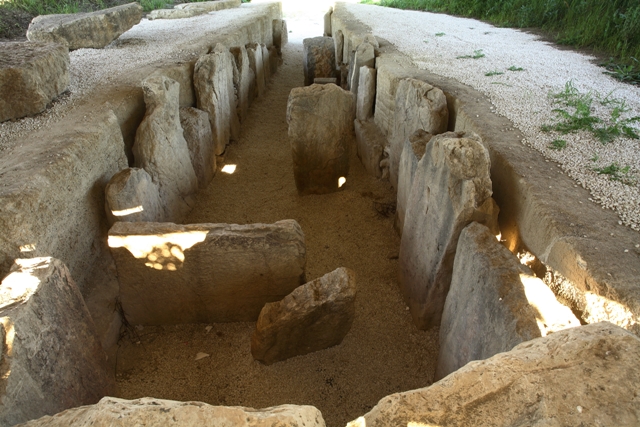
<box><xmin>246</xmin><ymin>43</ymin><xmax>265</xmax><ymax>98</ymax></box>
<box><xmin>398</xmin><ymin>131</ymin><xmax>499</xmax><ymax>330</ymax></box>
<box><xmin>273</xmin><ymin>19</ymin><xmax>288</xmax><ymax>54</ymax></box>
<box><xmin>194</xmin><ymin>44</ymin><xmax>238</xmax><ymax>155</ymax></box>
<box><xmin>0</xmin><ymin>258</ymin><xmax>114</xmax><ymax>427</ymax></box>
<box><xmin>0</xmin><ymin>42</ymin><xmax>69</xmax><ymax>122</ymax></box>
<box><xmin>26</xmin><ymin>2</ymin><xmax>142</xmax><ymax>50</ymax></box>
<box><xmin>133</xmin><ymin>76</ymin><xmax>198</xmax><ymax>221</ymax></box>
<box><xmin>105</xmin><ymin>167</ymin><xmax>164</xmax><ymax>225</ymax></box>
<box><xmin>303</xmin><ymin>37</ymin><xmax>336</xmax><ymax>86</ymax></box>
<box><xmin>324</xmin><ymin>7</ymin><xmax>333</xmax><ymax>36</ymax></box>
<box><xmin>348</xmin><ymin>41</ymin><xmax>375</xmax><ymax>96</ymax></box>
<box><xmin>230</xmin><ymin>46</ymin><xmax>254</xmax><ymax>122</ymax></box>
<box><xmin>109</xmin><ymin>220</ymin><xmax>307</xmax><ymax>325</ymax></box>
<box><xmin>354</xmin><ymin>119</ymin><xmax>386</xmax><ymax>179</ymax></box>
<box><xmin>436</xmin><ymin>222</ymin><xmax>580</xmax><ymax>380</ymax></box>
<box><xmin>179</xmin><ymin>107</ymin><xmax>216</xmax><ymax>188</ymax></box>
<box><xmin>287</xmin><ymin>84</ymin><xmax>355</xmax><ymax>195</ymax></box>
<box><xmin>390</xmin><ymin>78</ymin><xmax>448</xmax><ymax>189</ymax></box>
<box><xmin>334</xmin><ymin>30</ymin><xmax>344</xmax><ymax>66</ymax></box>
<box><xmin>356</xmin><ymin>66</ymin><xmax>376</xmax><ymax>121</ymax></box>
<box><xmin>252</xmin><ymin>267</ymin><xmax>356</xmax><ymax>365</ymax></box>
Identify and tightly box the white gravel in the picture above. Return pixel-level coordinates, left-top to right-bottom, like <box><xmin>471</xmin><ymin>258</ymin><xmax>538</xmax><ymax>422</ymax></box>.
<box><xmin>344</xmin><ymin>3</ymin><xmax>640</xmax><ymax>231</ymax></box>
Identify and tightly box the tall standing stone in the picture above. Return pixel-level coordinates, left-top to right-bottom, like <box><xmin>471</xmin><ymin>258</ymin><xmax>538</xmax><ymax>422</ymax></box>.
<box><xmin>334</xmin><ymin>30</ymin><xmax>344</xmax><ymax>66</ymax></box>
<box><xmin>179</xmin><ymin>107</ymin><xmax>215</xmax><ymax>188</ymax></box>
<box><xmin>323</xmin><ymin>7</ymin><xmax>333</xmax><ymax>36</ymax></box>
<box><xmin>133</xmin><ymin>76</ymin><xmax>198</xmax><ymax>220</ymax></box>
<box><xmin>348</xmin><ymin>41</ymin><xmax>375</xmax><ymax>96</ymax></box>
<box><xmin>272</xmin><ymin>19</ymin><xmax>288</xmax><ymax>54</ymax></box>
<box><xmin>105</xmin><ymin>167</ymin><xmax>164</xmax><ymax>225</ymax></box>
<box><xmin>261</xmin><ymin>44</ymin><xmax>271</xmax><ymax>89</ymax></box>
<box><xmin>398</xmin><ymin>131</ymin><xmax>499</xmax><ymax>330</ymax></box>
<box><xmin>356</xmin><ymin>66</ymin><xmax>376</xmax><ymax>121</ymax></box>
<box><xmin>287</xmin><ymin>84</ymin><xmax>355</xmax><ymax>194</ymax></box>
<box><xmin>303</xmin><ymin>37</ymin><xmax>336</xmax><ymax>86</ymax></box>
<box><xmin>354</xmin><ymin>119</ymin><xmax>386</xmax><ymax>179</ymax></box>
<box><xmin>230</xmin><ymin>46</ymin><xmax>255</xmax><ymax>122</ymax></box>
<box><xmin>246</xmin><ymin>43</ymin><xmax>265</xmax><ymax>98</ymax></box>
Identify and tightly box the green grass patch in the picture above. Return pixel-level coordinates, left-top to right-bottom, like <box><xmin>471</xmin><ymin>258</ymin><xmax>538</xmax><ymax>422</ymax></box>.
<box><xmin>140</xmin><ymin>0</ymin><xmax>170</xmax><ymax>12</ymax></box>
<box><xmin>435</xmin><ymin>32</ymin><xmax>445</xmax><ymax>36</ymax></box>
<box><xmin>485</xmin><ymin>70</ymin><xmax>504</xmax><ymax>76</ymax></box>
<box><xmin>601</xmin><ymin>57</ymin><xmax>640</xmax><ymax>86</ymax></box>
<box><xmin>548</xmin><ymin>139</ymin><xmax>567</xmax><ymax>150</ymax></box>
<box><xmin>457</xmin><ymin>49</ymin><xmax>484</xmax><ymax>59</ymax></box>
<box><xmin>594</xmin><ymin>162</ymin><xmax>632</xmax><ymax>182</ymax></box>
<box><xmin>507</xmin><ymin>66</ymin><xmax>525</xmax><ymax>72</ymax></box>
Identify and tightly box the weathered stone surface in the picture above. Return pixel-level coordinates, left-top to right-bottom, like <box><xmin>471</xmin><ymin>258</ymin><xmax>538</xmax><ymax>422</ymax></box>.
<box><xmin>272</xmin><ymin>19</ymin><xmax>287</xmax><ymax>54</ymax></box>
<box><xmin>133</xmin><ymin>76</ymin><xmax>198</xmax><ymax>220</ymax></box>
<box><xmin>356</xmin><ymin>66</ymin><xmax>376</xmax><ymax>121</ymax></box>
<box><xmin>390</xmin><ymin>78</ymin><xmax>448</xmax><ymax>188</ymax></box>
<box><xmin>348</xmin><ymin>322</ymin><xmax>640</xmax><ymax>427</ymax></box>
<box><xmin>395</xmin><ymin>130</ymin><xmax>432</xmax><ymax>234</ymax></box>
<box><xmin>436</xmin><ymin>222</ymin><xmax>580</xmax><ymax>380</ymax></box>
<box><xmin>19</xmin><ymin>397</ymin><xmax>326</xmax><ymax>427</ymax></box>
<box><xmin>314</xmin><ymin>77</ymin><xmax>338</xmax><ymax>84</ymax></box>
<box><xmin>0</xmin><ymin>42</ymin><xmax>69</xmax><ymax>122</ymax></box>
<box><xmin>0</xmin><ymin>258</ymin><xmax>114</xmax><ymax>427</ymax></box>
<box><xmin>148</xmin><ymin>62</ymin><xmax>196</xmax><ymax>108</ymax></box>
<box><xmin>179</xmin><ymin>107</ymin><xmax>215</xmax><ymax>188</ymax></box>
<box><xmin>252</xmin><ymin>267</ymin><xmax>356</xmax><ymax>365</ymax></box>
<box><xmin>105</xmin><ymin>167</ymin><xmax>163</xmax><ymax>225</ymax></box>
<box><xmin>354</xmin><ymin>119</ymin><xmax>386</xmax><ymax>179</ymax></box>
<box><xmin>280</xmin><ymin>20</ymin><xmax>288</xmax><ymax>49</ymax></box>
<box><xmin>303</xmin><ymin>37</ymin><xmax>336</xmax><ymax>86</ymax></box>
<box><xmin>287</xmin><ymin>84</ymin><xmax>355</xmax><ymax>194</ymax></box>
<box><xmin>149</xmin><ymin>0</ymin><xmax>240</xmax><ymax>19</ymax></box>
<box><xmin>26</xmin><ymin>3</ymin><xmax>142</xmax><ymax>50</ymax></box>
<box><xmin>334</xmin><ymin>30</ymin><xmax>344</xmax><ymax>65</ymax></box>
<box><xmin>399</xmin><ymin>131</ymin><xmax>499</xmax><ymax>330</ymax></box>
<box><xmin>324</xmin><ymin>7</ymin><xmax>333</xmax><ymax>37</ymax></box>
<box><xmin>268</xmin><ymin>45</ymin><xmax>279</xmax><ymax>75</ymax></box>
<box><xmin>109</xmin><ymin>220</ymin><xmax>307</xmax><ymax>325</ymax></box>
<box><xmin>246</xmin><ymin>43</ymin><xmax>265</xmax><ymax>98</ymax></box>
<box><xmin>194</xmin><ymin>44</ymin><xmax>238</xmax><ymax>155</ymax></box>
<box><xmin>261</xmin><ymin>44</ymin><xmax>271</xmax><ymax>92</ymax></box>
<box><xmin>348</xmin><ymin>41</ymin><xmax>375</xmax><ymax>95</ymax></box>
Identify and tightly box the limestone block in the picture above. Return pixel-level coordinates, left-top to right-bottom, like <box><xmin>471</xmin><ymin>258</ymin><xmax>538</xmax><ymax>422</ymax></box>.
<box><xmin>109</xmin><ymin>220</ymin><xmax>307</xmax><ymax>325</ymax></box>
<box><xmin>348</xmin><ymin>323</ymin><xmax>640</xmax><ymax>427</ymax></box>
<box><xmin>390</xmin><ymin>78</ymin><xmax>448</xmax><ymax>188</ymax></box>
<box><xmin>230</xmin><ymin>46</ymin><xmax>254</xmax><ymax>122</ymax></box>
<box><xmin>133</xmin><ymin>76</ymin><xmax>198</xmax><ymax>220</ymax></box>
<box><xmin>436</xmin><ymin>222</ymin><xmax>580</xmax><ymax>380</ymax></box>
<box><xmin>252</xmin><ymin>267</ymin><xmax>356</xmax><ymax>365</ymax></box>
<box><xmin>148</xmin><ymin>62</ymin><xmax>195</xmax><ymax>108</ymax></box>
<box><xmin>303</xmin><ymin>37</ymin><xmax>336</xmax><ymax>86</ymax></box>
<box><xmin>146</xmin><ymin>0</ymin><xmax>241</xmax><ymax>20</ymax></box>
<box><xmin>281</xmin><ymin>20</ymin><xmax>288</xmax><ymax>48</ymax></box>
<box><xmin>324</xmin><ymin>7</ymin><xmax>333</xmax><ymax>37</ymax></box>
<box><xmin>26</xmin><ymin>3</ymin><xmax>142</xmax><ymax>50</ymax></box>
<box><xmin>348</xmin><ymin>42</ymin><xmax>375</xmax><ymax>96</ymax></box>
<box><xmin>334</xmin><ymin>30</ymin><xmax>344</xmax><ymax>65</ymax></box>
<box><xmin>0</xmin><ymin>258</ymin><xmax>114</xmax><ymax>427</ymax></box>
<box><xmin>395</xmin><ymin>130</ymin><xmax>432</xmax><ymax>234</ymax></box>
<box><xmin>246</xmin><ymin>43</ymin><xmax>265</xmax><ymax>98</ymax></box>
<box><xmin>105</xmin><ymin>168</ymin><xmax>164</xmax><ymax>225</ymax></box>
<box><xmin>0</xmin><ymin>42</ymin><xmax>69</xmax><ymax>122</ymax></box>
<box><xmin>268</xmin><ymin>45</ymin><xmax>279</xmax><ymax>76</ymax></box>
<box><xmin>261</xmin><ymin>44</ymin><xmax>271</xmax><ymax>90</ymax></box>
<box><xmin>194</xmin><ymin>44</ymin><xmax>239</xmax><ymax>155</ymax></box>
<box><xmin>354</xmin><ymin>119</ymin><xmax>386</xmax><ymax>179</ymax></box>
<box><xmin>287</xmin><ymin>84</ymin><xmax>355</xmax><ymax>194</ymax></box>
<box><xmin>147</xmin><ymin>8</ymin><xmax>202</xmax><ymax>20</ymax></box>
<box><xmin>273</xmin><ymin>19</ymin><xmax>288</xmax><ymax>54</ymax></box>
<box><xmin>179</xmin><ymin>107</ymin><xmax>215</xmax><ymax>188</ymax></box>
<box><xmin>356</xmin><ymin>66</ymin><xmax>376</xmax><ymax>121</ymax></box>
<box><xmin>398</xmin><ymin>131</ymin><xmax>499</xmax><ymax>330</ymax></box>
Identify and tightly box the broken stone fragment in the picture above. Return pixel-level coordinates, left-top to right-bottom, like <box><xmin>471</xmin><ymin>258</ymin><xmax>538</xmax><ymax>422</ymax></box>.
<box><xmin>149</xmin><ymin>0</ymin><xmax>241</xmax><ymax>19</ymax></box>
<box><xmin>180</xmin><ymin>107</ymin><xmax>216</xmax><ymax>188</ymax></box>
<box><xmin>303</xmin><ymin>36</ymin><xmax>337</xmax><ymax>86</ymax></box>
<box><xmin>252</xmin><ymin>267</ymin><xmax>356</xmax><ymax>365</ymax></box>
<box><xmin>105</xmin><ymin>167</ymin><xmax>164</xmax><ymax>225</ymax></box>
<box><xmin>356</xmin><ymin>66</ymin><xmax>376</xmax><ymax>121</ymax></box>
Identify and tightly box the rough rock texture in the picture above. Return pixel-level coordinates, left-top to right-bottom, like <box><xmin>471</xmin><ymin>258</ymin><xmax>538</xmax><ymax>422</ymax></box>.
<box><xmin>230</xmin><ymin>45</ymin><xmax>254</xmax><ymax>123</ymax></box>
<box><xmin>395</xmin><ymin>130</ymin><xmax>432</xmax><ymax>234</ymax></box>
<box><xmin>133</xmin><ymin>76</ymin><xmax>198</xmax><ymax>220</ymax></box>
<box><xmin>334</xmin><ymin>30</ymin><xmax>344</xmax><ymax>65</ymax></box>
<box><xmin>195</xmin><ymin>44</ymin><xmax>238</xmax><ymax>155</ymax></box>
<box><xmin>354</xmin><ymin>119</ymin><xmax>386</xmax><ymax>179</ymax></box>
<box><xmin>246</xmin><ymin>43</ymin><xmax>265</xmax><ymax>99</ymax></box>
<box><xmin>273</xmin><ymin>19</ymin><xmax>287</xmax><ymax>54</ymax></box>
<box><xmin>356</xmin><ymin>66</ymin><xmax>376</xmax><ymax>121</ymax></box>
<box><xmin>148</xmin><ymin>0</ymin><xmax>240</xmax><ymax>20</ymax></box>
<box><xmin>348</xmin><ymin>322</ymin><xmax>640</xmax><ymax>427</ymax></box>
<box><xmin>348</xmin><ymin>42</ymin><xmax>375</xmax><ymax>95</ymax></box>
<box><xmin>0</xmin><ymin>258</ymin><xmax>114</xmax><ymax>427</ymax></box>
<box><xmin>109</xmin><ymin>220</ymin><xmax>307</xmax><ymax>325</ymax></box>
<box><xmin>287</xmin><ymin>84</ymin><xmax>355</xmax><ymax>194</ymax></box>
<box><xmin>252</xmin><ymin>267</ymin><xmax>356</xmax><ymax>365</ymax></box>
<box><xmin>261</xmin><ymin>45</ymin><xmax>271</xmax><ymax>98</ymax></box>
<box><xmin>105</xmin><ymin>167</ymin><xmax>163</xmax><ymax>225</ymax></box>
<box><xmin>179</xmin><ymin>106</ymin><xmax>215</xmax><ymax>188</ymax></box>
<box><xmin>436</xmin><ymin>222</ymin><xmax>580</xmax><ymax>380</ymax></box>
<box><xmin>390</xmin><ymin>78</ymin><xmax>448</xmax><ymax>188</ymax></box>
<box><xmin>18</xmin><ymin>397</ymin><xmax>326</xmax><ymax>427</ymax></box>
<box><xmin>303</xmin><ymin>37</ymin><xmax>336</xmax><ymax>86</ymax></box>
<box><xmin>268</xmin><ymin>45</ymin><xmax>279</xmax><ymax>76</ymax></box>
<box><xmin>314</xmin><ymin>77</ymin><xmax>338</xmax><ymax>84</ymax></box>
<box><xmin>0</xmin><ymin>42</ymin><xmax>69</xmax><ymax>122</ymax></box>
<box><xmin>323</xmin><ymin>7</ymin><xmax>333</xmax><ymax>37</ymax></box>
<box><xmin>399</xmin><ymin>131</ymin><xmax>499</xmax><ymax>330</ymax></box>
<box><xmin>26</xmin><ymin>3</ymin><xmax>142</xmax><ymax>50</ymax></box>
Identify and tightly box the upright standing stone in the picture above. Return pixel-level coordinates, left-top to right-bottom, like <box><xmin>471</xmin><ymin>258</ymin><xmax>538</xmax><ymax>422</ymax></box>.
<box><xmin>390</xmin><ymin>78</ymin><xmax>448</xmax><ymax>188</ymax></box>
<box><xmin>261</xmin><ymin>44</ymin><xmax>271</xmax><ymax>88</ymax></box>
<box><xmin>246</xmin><ymin>43</ymin><xmax>265</xmax><ymax>98</ymax></box>
<box><xmin>354</xmin><ymin>119</ymin><xmax>386</xmax><ymax>179</ymax></box>
<box><xmin>303</xmin><ymin>37</ymin><xmax>336</xmax><ymax>86</ymax></box>
<box><xmin>334</xmin><ymin>30</ymin><xmax>344</xmax><ymax>66</ymax></box>
<box><xmin>398</xmin><ymin>131</ymin><xmax>499</xmax><ymax>330</ymax></box>
<box><xmin>287</xmin><ymin>84</ymin><xmax>355</xmax><ymax>194</ymax></box>
<box><xmin>273</xmin><ymin>19</ymin><xmax>288</xmax><ymax>54</ymax></box>
<box><xmin>179</xmin><ymin>107</ymin><xmax>215</xmax><ymax>188</ymax></box>
<box><xmin>194</xmin><ymin>44</ymin><xmax>239</xmax><ymax>155</ymax></box>
<box><xmin>105</xmin><ymin>167</ymin><xmax>164</xmax><ymax>225</ymax></box>
<box><xmin>348</xmin><ymin>41</ymin><xmax>375</xmax><ymax>96</ymax></box>
<box><xmin>323</xmin><ymin>7</ymin><xmax>333</xmax><ymax>36</ymax></box>
<box><xmin>133</xmin><ymin>76</ymin><xmax>198</xmax><ymax>220</ymax></box>
<box><xmin>268</xmin><ymin>45</ymin><xmax>279</xmax><ymax>75</ymax></box>
<box><xmin>356</xmin><ymin>66</ymin><xmax>376</xmax><ymax>121</ymax></box>
<box><xmin>0</xmin><ymin>42</ymin><xmax>69</xmax><ymax>122</ymax></box>
<box><xmin>436</xmin><ymin>222</ymin><xmax>580</xmax><ymax>380</ymax></box>
<box><xmin>252</xmin><ymin>267</ymin><xmax>356</xmax><ymax>365</ymax></box>
<box><xmin>230</xmin><ymin>45</ymin><xmax>254</xmax><ymax>122</ymax></box>
<box><xmin>0</xmin><ymin>258</ymin><xmax>114</xmax><ymax>427</ymax></box>
<box><xmin>26</xmin><ymin>3</ymin><xmax>142</xmax><ymax>50</ymax></box>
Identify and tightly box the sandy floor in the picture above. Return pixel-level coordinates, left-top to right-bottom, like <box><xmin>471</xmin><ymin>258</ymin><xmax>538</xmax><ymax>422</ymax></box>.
<box><xmin>114</xmin><ymin>40</ymin><xmax>439</xmax><ymax>427</ymax></box>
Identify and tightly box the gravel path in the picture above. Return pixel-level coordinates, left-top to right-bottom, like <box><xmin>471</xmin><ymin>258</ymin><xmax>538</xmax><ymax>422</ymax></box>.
<box><xmin>344</xmin><ymin>3</ymin><xmax>640</xmax><ymax>231</ymax></box>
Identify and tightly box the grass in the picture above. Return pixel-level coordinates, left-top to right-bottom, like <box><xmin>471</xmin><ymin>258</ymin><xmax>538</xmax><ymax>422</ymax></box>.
<box><xmin>435</xmin><ymin>32</ymin><xmax>445</xmax><ymax>36</ymax></box>
<box><xmin>457</xmin><ymin>49</ymin><xmax>484</xmax><ymax>59</ymax></box>
<box><xmin>548</xmin><ymin>139</ymin><xmax>567</xmax><ymax>150</ymax></box>
<box><xmin>594</xmin><ymin>162</ymin><xmax>632</xmax><ymax>182</ymax></box>
<box><xmin>507</xmin><ymin>66</ymin><xmax>525</xmax><ymax>71</ymax></box>
<box><xmin>484</xmin><ymin>70</ymin><xmax>503</xmax><ymax>76</ymax></box>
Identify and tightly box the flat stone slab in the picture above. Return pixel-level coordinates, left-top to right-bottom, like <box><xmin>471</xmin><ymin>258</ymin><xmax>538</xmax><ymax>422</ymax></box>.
<box><xmin>148</xmin><ymin>0</ymin><xmax>241</xmax><ymax>20</ymax></box>
<box><xmin>354</xmin><ymin>119</ymin><xmax>386</xmax><ymax>179</ymax></box>
<box><xmin>109</xmin><ymin>220</ymin><xmax>307</xmax><ymax>325</ymax></box>
<box><xmin>26</xmin><ymin>3</ymin><xmax>143</xmax><ymax>50</ymax></box>
<box><xmin>303</xmin><ymin>37</ymin><xmax>336</xmax><ymax>86</ymax></box>
<box><xmin>0</xmin><ymin>41</ymin><xmax>69</xmax><ymax>122</ymax></box>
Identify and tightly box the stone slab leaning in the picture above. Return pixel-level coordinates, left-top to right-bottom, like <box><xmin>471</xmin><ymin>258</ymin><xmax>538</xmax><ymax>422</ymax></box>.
<box><xmin>303</xmin><ymin>37</ymin><xmax>336</xmax><ymax>86</ymax></box>
<box><xmin>26</xmin><ymin>3</ymin><xmax>142</xmax><ymax>50</ymax></box>
<box><xmin>109</xmin><ymin>220</ymin><xmax>307</xmax><ymax>325</ymax></box>
<box><xmin>0</xmin><ymin>258</ymin><xmax>114</xmax><ymax>427</ymax></box>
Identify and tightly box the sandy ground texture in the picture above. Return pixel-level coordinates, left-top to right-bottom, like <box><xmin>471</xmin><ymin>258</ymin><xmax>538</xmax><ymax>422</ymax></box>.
<box><xmin>114</xmin><ymin>40</ymin><xmax>439</xmax><ymax>427</ymax></box>
<box><xmin>343</xmin><ymin>3</ymin><xmax>640</xmax><ymax>232</ymax></box>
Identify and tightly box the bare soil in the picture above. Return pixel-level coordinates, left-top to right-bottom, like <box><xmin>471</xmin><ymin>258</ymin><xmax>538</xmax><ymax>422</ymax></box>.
<box><xmin>114</xmin><ymin>41</ymin><xmax>439</xmax><ymax>427</ymax></box>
